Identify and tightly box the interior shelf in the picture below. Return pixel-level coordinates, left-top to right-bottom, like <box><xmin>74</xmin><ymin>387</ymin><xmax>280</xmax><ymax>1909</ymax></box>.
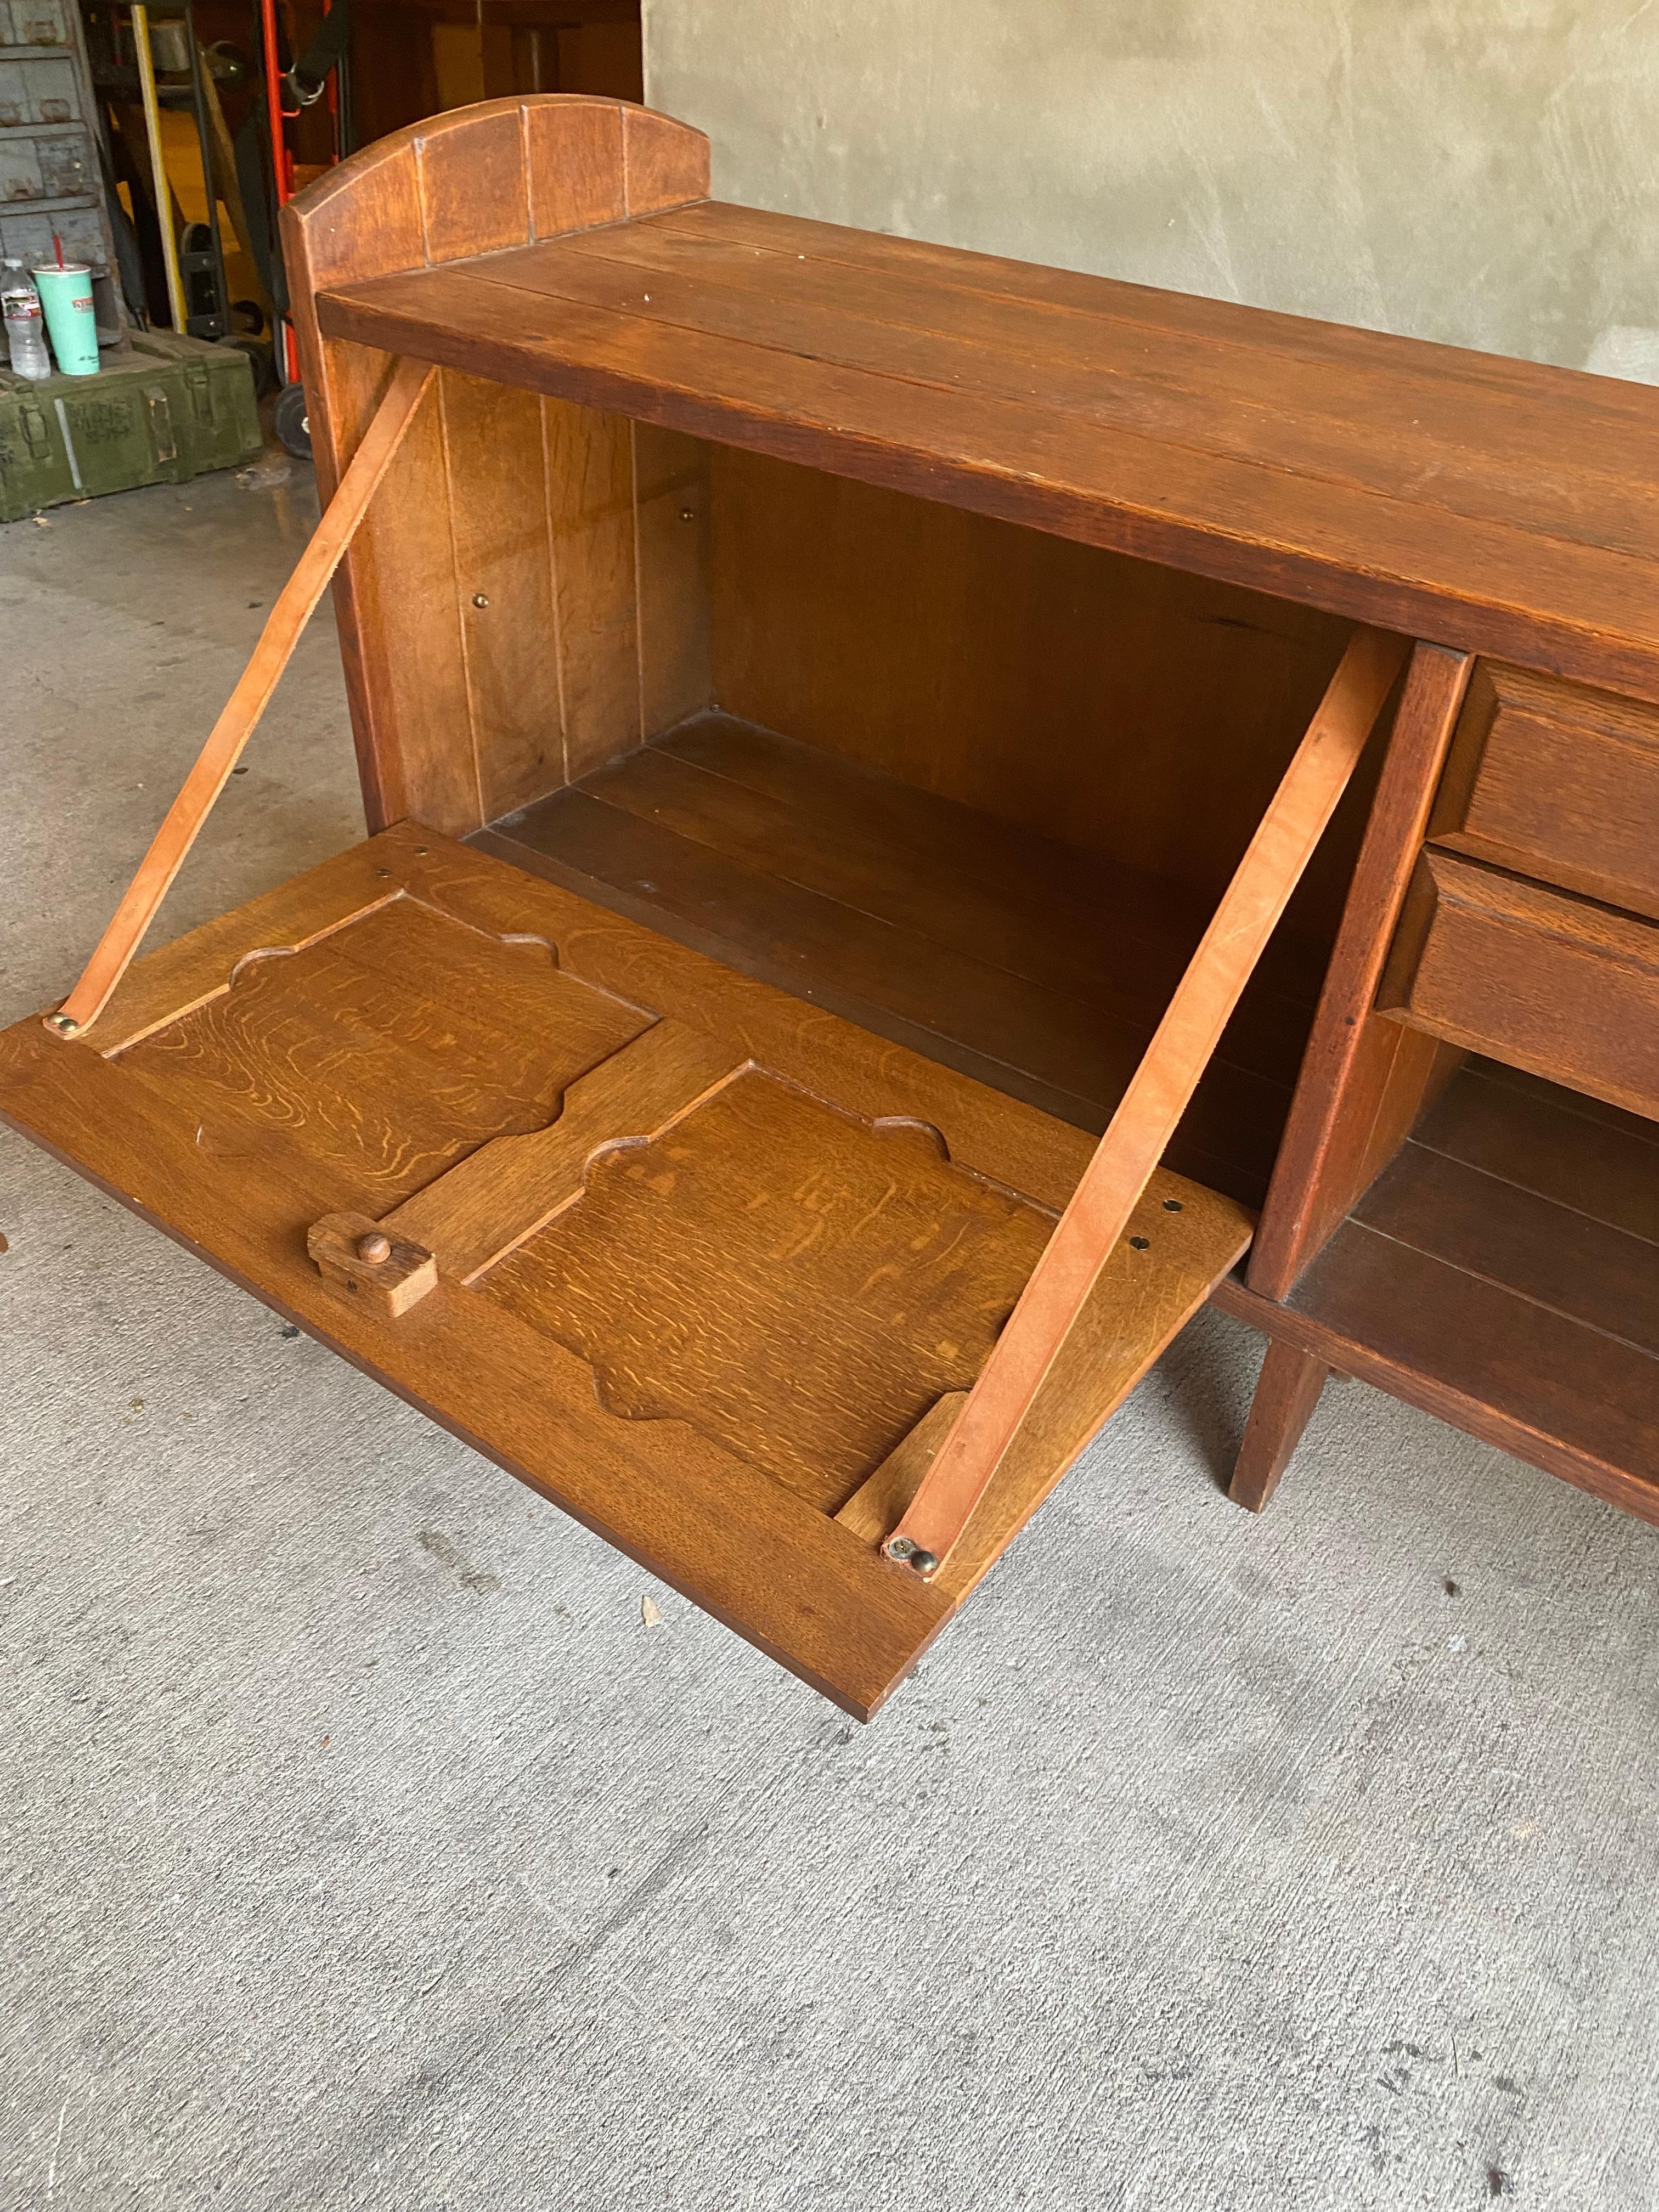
<box><xmin>476</xmin><ymin>710</ymin><xmax>1327</xmax><ymax>1209</ymax></box>
<box><xmin>1284</xmin><ymin>1057</ymin><xmax>1659</xmax><ymax>1508</ymax></box>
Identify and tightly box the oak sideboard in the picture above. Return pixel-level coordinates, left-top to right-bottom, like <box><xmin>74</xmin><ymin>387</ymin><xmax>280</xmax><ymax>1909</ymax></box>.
<box><xmin>3</xmin><ymin>95</ymin><xmax>1654</xmax><ymax>1716</ymax></box>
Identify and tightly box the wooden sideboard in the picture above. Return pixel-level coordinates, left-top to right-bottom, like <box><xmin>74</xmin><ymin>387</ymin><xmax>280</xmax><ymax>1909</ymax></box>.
<box><xmin>2</xmin><ymin>95</ymin><xmax>1654</xmax><ymax>1715</ymax></box>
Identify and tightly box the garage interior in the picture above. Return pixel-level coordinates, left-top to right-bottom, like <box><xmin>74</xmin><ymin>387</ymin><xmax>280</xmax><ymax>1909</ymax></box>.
<box><xmin>3</xmin><ymin>7</ymin><xmax>1658</xmax><ymax>2209</ymax></box>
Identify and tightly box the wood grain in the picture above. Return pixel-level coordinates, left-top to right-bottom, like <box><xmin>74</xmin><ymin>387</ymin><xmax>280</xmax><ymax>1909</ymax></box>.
<box><xmin>835</xmin><ymin>1169</ymin><xmax>1254</xmax><ymax>1596</ymax></box>
<box><xmin>1380</xmin><ymin>851</ymin><xmax>1659</xmax><ymax>1120</ymax></box>
<box><xmin>281</xmin><ymin>97</ymin><xmax>709</xmax><ymax>837</ymax></box>
<box><xmin>49</xmin><ymin>359</ymin><xmax>435</xmax><ymax>1037</ymax></box>
<box><xmin>618</xmin><ymin>203</ymin><xmax>1659</xmax><ymax>549</ymax></box>
<box><xmin>417</xmin><ymin>100</ymin><xmax>531</xmax><ymax>264</ymax></box>
<box><xmin>0</xmin><ymin>1019</ymin><xmax>949</xmax><ymax>1721</ymax></box>
<box><xmin>383</xmin><ymin>830</ymin><xmax>1102</xmax><ymax>1215</ymax></box>
<box><xmin>526</xmin><ymin>97</ymin><xmax>625</xmax><ymax>239</ymax></box>
<box><xmin>885</xmin><ymin>629</ymin><xmax>1407</xmax><ymax>1572</ymax></box>
<box><xmin>1428</xmin><ymin>661</ymin><xmax>1659</xmax><ymax>921</ymax></box>
<box><xmin>633</xmin><ymin>424</ymin><xmax>713</xmax><ymax>738</ymax></box>
<box><xmin>1473</xmin><ymin>1054</ymin><xmax>1659</xmax><ymax>1142</ymax></box>
<box><xmin>1413</xmin><ymin>1058</ymin><xmax>1659</xmax><ymax>1243</ymax></box>
<box><xmin>1280</xmin><ymin>1223</ymin><xmax>1658</xmax><ymax>1513</ymax></box>
<box><xmin>1228</xmin><ymin>1054</ymin><xmax>1659</xmax><ymax>1515</ymax></box>
<box><xmin>645</xmin><ymin>717</ymin><xmax>1324</xmax><ymax>1060</ymax></box>
<box><xmin>622</xmin><ymin>103</ymin><xmax>710</xmax><ymax>217</ymax></box>
<box><xmin>705</xmin><ymin>445</ymin><xmax>1358</xmax><ymax>947</ymax></box>
<box><xmin>57</xmin><ymin>93</ymin><xmax>1659</xmax><ymax>1639</ymax></box>
<box><xmin>436</xmin><ymin>368</ymin><xmax>563</xmax><ymax>821</ymax></box>
<box><xmin>489</xmin><ymin>718</ymin><xmax>1311</xmax><ymax>1206</ymax></box>
<box><xmin>1228</xmin><ymin>1341</ymin><xmax>1330</xmax><ymax>1514</ymax></box>
<box><xmin>286</xmin><ymin>194</ymin><xmax>473</xmax><ymax>833</ymax></box>
<box><xmin>116</xmin><ymin>896</ymin><xmax>647</xmax><ymax>1215</ymax></box>
<box><xmin>3</xmin><ymin>823</ymin><xmax>1253</xmax><ymax>1712</ymax></box>
<box><xmin>385</xmin><ymin>1018</ymin><xmax>743</xmax><ymax>1279</ymax></box>
<box><xmin>1247</xmin><ymin>643</ymin><xmax>1473</xmax><ymax>1297</ymax></box>
<box><xmin>308</xmin><ymin>1211</ymin><xmax>439</xmax><ymax>1317</ymax></box>
<box><xmin>1353</xmin><ymin>1143</ymin><xmax>1659</xmax><ymax>1358</ymax></box>
<box><xmin>1226</xmin><ymin>1266</ymin><xmax>1659</xmax><ymax>1530</ymax></box>
<box><xmin>545</xmin><ymin>396</ymin><xmax>641</xmax><ymax>781</ymax></box>
<box><xmin>482</xmin><ymin>1069</ymin><xmax>1054</xmax><ymax>1511</ymax></box>
<box><xmin>315</xmin><ymin>199</ymin><xmax>1659</xmax><ymax>700</ymax></box>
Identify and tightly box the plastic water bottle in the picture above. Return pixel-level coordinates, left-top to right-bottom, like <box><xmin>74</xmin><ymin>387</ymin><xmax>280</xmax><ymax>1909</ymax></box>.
<box><xmin>2</xmin><ymin>260</ymin><xmax>50</xmax><ymax>380</ymax></box>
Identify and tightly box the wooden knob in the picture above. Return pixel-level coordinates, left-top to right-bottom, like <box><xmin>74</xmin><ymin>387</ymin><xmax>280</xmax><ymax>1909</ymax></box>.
<box><xmin>357</xmin><ymin>1231</ymin><xmax>392</xmax><ymax>1264</ymax></box>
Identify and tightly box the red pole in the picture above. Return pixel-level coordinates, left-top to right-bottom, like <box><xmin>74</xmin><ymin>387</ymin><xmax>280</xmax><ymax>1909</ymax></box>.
<box><xmin>259</xmin><ymin>0</ymin><xmax>297</xmax><ymax>382</ymax></box>
<box><xmin>324</xmin><ymin>0</ymin><xmax>340</xmax><ymax>143</ymax></box>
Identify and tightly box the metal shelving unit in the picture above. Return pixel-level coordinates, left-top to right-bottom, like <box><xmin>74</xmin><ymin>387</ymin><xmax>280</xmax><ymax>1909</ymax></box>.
<box><xmin>0</xmin><ymin>0</ymin><xmax>126</xmax><ymax>342</ymax></box>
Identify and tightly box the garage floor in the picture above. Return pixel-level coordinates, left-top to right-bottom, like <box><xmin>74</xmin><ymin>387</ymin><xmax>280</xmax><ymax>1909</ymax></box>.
<box><xmin>3</xmin><ymin>468</ymin><xmax>1658</xmax><ymax>2212</ymax></box>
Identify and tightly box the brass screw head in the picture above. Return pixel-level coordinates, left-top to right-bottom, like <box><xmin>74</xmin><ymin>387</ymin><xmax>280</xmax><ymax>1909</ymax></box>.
<box><xmin>44</xmin><ymin>1011</ymin><xmax>79</xmax><ymax>1036</ymax></box>
<box><xmin>357</xmin><ymin>1231</ymin><xmax>392</xmax><ymax>1264</ymax></box>
<box><xmin>887</xmin><ymin>1535</ymin><xmax>916</xmax><ymax>1561</ymax></box>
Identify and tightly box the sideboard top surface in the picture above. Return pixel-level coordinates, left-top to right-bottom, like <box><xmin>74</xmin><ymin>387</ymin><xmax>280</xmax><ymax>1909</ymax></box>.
<box><xmin>316</xmin><ymin>193</ymin><xmax>1659</xmax><ymax>699</ymax></box>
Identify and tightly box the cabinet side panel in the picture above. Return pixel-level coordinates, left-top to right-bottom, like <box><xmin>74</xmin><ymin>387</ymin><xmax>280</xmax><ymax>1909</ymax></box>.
<box><xmin>439</xmin><ymin>369</ymin><xmax>563</xmax><ymax>821</ymax></box>
<box><xmin>282</xmin><ymin>95</ymin><xmax>709</xmax><ymax>832</ymax></box>
<box><xmin>298</xmin><ymin>335</ymin><xmax>475</xmax><ymax>832</ymax></box>
<box><xmin>635</xmin><ymin>424</ymin><xmax>713</xmax><ymax>740</ymax></box>
<box><xmin>548</xmin><ymin>397</ymin><xmax>642</xmax><ymax>781</ymax></box>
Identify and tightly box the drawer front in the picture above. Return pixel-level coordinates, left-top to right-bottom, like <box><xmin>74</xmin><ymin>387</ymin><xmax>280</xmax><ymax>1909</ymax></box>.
<box><xmin>1430</xmin><ymin>662</ymin><xmax>1659</xmax><ymax>922</ymax></box>
<box><xmin>1379</xmin><ymin>850</ymin><xmax>1659</xmax><ymax>1120</ymax></box>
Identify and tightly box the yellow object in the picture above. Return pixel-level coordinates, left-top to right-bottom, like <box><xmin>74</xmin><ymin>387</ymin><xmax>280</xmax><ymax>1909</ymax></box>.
<box><xmin>157</xmin><ymin>106</ymin><xmax>262</xmax><ymax>317</ymax></box>
<box><xmin>131</xmin><ymin>4</ymin><xmax>189</xmax><ymax>333</ymax></box>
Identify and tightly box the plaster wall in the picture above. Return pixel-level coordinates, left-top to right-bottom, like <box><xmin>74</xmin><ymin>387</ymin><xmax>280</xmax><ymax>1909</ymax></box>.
<box><xmin>644</xmin><ymin>0</ymin><xmax>1659</xmax><ymax>379</ymax></box>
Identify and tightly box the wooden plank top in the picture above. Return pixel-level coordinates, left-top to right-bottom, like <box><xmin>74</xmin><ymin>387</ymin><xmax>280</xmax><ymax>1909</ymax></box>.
<box><xmin>317</xmin><ymin>196</ymin><xmax>1659</xmax><ymax>699</ymax></box>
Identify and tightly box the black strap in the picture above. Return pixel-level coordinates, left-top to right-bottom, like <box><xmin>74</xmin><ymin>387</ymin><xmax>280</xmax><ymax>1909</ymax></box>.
<box><xmin>232</xmin><ymin>94</ymin><xmax>285</xmax><ymax>315</ymax></box>
<box><xmin>288</xmin><ymin>0</ymin><xmax>353</xmax><ymax>105</ymax></box>
<box><xmin>233</xmin><ymin>0</ymin><xmax>354</xmax><ymax>327</ymax></box>
<box><xmin>95</xmin><ymin>123</ymin><xmax>150</xmax><ymax>321</ymax></box>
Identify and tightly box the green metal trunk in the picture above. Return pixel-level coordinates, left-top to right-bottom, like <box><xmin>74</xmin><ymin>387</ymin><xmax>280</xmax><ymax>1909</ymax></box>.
<box><xmin>0</xmin><ymin>331</ymin><xmax>262</xmax><ymax>523</ymax></box>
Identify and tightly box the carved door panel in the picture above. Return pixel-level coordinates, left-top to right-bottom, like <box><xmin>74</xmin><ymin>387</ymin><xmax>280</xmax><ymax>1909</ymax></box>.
<box><xmin>0</xmin><ymin>825</ymin><xmax>1251</xmax><ymax>1715</ymax></box>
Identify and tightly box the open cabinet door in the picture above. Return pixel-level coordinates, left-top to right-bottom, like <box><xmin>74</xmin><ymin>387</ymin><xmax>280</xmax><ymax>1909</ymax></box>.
<box><xmin>0</xmin><ymin>826</ymin><xmax>1252</xmax><ymax>1717</ymax></box>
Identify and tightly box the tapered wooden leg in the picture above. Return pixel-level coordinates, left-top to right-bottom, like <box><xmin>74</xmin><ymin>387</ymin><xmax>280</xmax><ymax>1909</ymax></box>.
<box><xmin>1230</xmin><ymin>1339</ymin><xmax>1330</xmax><ymax>1513</ymax></box>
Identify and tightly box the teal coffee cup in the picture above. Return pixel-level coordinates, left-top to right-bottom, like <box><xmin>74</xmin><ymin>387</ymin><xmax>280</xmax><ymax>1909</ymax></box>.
<box><xmin>33</xmin><ymin>263</ymin><xmax>98</xmax><ymax>376</ymax></box>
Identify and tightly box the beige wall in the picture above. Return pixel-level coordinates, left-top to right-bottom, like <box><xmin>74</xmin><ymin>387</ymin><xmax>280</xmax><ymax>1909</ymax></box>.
<box><xmin>644</xmin><ymin>0</ymin><xmax>1659</xmax><ymax>380</ymax></box>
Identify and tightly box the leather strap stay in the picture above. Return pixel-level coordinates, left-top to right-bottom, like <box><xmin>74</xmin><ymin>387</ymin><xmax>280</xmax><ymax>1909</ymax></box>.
<box><xmin>882</xmin><ymin>627</ymin><xmax>1411</xmax><ymax>1577</ymax></box>
<box><xmin>46</xmin><ymin>355</ymin><xmax>434</xmax><ymax>1040</ymax></box>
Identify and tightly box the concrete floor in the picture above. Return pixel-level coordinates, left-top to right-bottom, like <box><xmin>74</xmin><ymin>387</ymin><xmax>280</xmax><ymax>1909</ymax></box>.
<box><xmin>4</xmin><ymin>467</ymin><xmax>1659</xmax><ymax>2211</ymax></box>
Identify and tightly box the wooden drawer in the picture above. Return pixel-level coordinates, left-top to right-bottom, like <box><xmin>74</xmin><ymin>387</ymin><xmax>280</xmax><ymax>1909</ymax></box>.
<box><xmin>1430</xmin><ymin>662</ymin><xmax>1659</xmax><ymax>921</ymax></box>
<box><xmin>1379</xmin><ymin>850</ymin><xmax>1659</xmax><ymax>1119</ymax></box>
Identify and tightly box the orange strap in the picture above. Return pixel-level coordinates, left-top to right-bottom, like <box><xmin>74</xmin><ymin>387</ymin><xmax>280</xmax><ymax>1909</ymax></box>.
<box><xmin>883</xmin><ymin>628</ymin><xmax>1410</xmax><ymax>1577</ymax></box>
<box><xmin>47</xmin><ymin>357</ymin><xmax>434</xmax><ymax>1040</ymax></box>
